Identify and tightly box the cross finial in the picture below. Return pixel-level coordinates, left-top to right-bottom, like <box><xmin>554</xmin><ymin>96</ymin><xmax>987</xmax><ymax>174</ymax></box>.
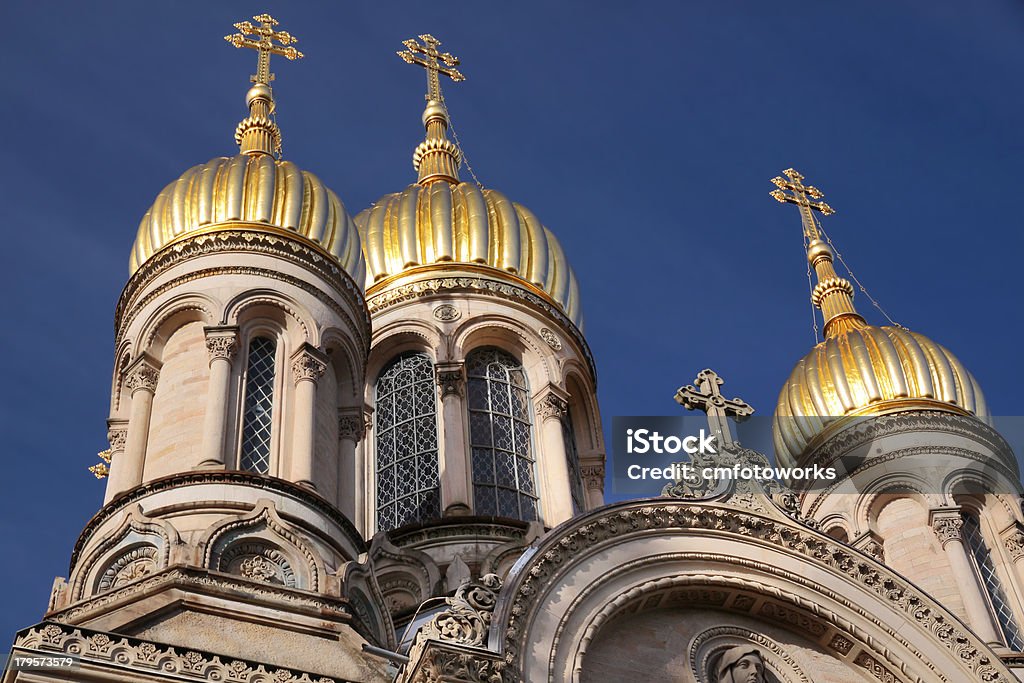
<box><xmin>398</xmin><ymin>34</ymin><xmax>465</xmax><ymax>102</ymax></box>
<box><xmin>770</xmin><ymin>168</ymin><xmax>834</xmax><ymax>243</ymax></box>
<box><xmin>674</xmin><ymin>369</ymin><xmax>754</xmax><ymax>447</ymax></box>
<box><xmin>225</xmin><ymin>13</ymin><xmax>304</xmax><ymax>86</ymax></box>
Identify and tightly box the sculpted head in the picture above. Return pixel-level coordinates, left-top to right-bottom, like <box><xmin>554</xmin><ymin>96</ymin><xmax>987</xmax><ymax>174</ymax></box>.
<box><xmin>716</xmin><ymin>646</ymin><xmax>766</xmax><ymax>683</ymax></box>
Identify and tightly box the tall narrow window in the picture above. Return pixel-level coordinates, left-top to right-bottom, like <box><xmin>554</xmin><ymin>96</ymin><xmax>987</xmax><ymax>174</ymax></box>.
<box><xmin>375</xmin><ymin>353</ymin><xmax>440</xmax><ymax>531</ymax></box>
<box><xmin>240</xmin><ymin>336</ymin><xmax>277</xmax><ymax>474</ymax></box>
<box><xmin>563</xmin><ymin>407</ymin><xmax>586</xmax><ymax>515</ymax></box>
<box><xmin>962</xmin><ymin>511</ymin><xmax>1024</xmax><ymax>650</ymax></box>
<box><xmin>467</xmin><ymin>348</ymin><xmax>538</xmax><ymax>521</ymax></box>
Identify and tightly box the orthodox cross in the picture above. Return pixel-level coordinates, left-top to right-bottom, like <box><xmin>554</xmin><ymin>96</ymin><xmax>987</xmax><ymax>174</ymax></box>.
<box><xmin>225</xmin><ymin>14</ymin><xmax>304</xmax><ymax>85</ymax></box>
<box><xmin>770</xmin><ymin>168</ymin><xmax>834</xmax><ymax>242</ymax></box>
<box><xmin>674</xmin><ymin>369</ymin><xmax>754</xmax><ymax>447</ymax></box>
<box><xmin>397</xmin><ymin>34</ymin><xmax>465</xmax><ymax>102</ymax></box>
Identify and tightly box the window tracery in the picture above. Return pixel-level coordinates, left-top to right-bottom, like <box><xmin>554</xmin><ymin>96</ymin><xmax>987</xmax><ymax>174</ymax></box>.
<box><xmin>240</xmin><ymin>336</ymin><xmax>277</xmax><ymax>474</ymax></box>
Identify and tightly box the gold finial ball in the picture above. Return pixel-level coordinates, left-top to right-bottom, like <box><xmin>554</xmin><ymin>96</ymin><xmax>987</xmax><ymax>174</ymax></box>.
<box><xmin>246</xmin><ymin>83</ymin><xmax>275</xmax><ymax>107</ymax></box>
<box><xmin>422</xmin><ymin>100</ymin><xmax>448</xmax><ymax>127</ymax></box>
<box><xmin>806</xmin><ymin>238</ymin><xmax>833</xmax><ymax>264</ymax></box>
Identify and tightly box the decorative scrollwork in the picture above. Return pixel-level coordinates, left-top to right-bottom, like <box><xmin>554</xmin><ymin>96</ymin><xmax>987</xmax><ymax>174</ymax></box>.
<box><xmin>420</xmin><ymin>574</ymin><xmax>502</xmax><ymax>647</ymax></box>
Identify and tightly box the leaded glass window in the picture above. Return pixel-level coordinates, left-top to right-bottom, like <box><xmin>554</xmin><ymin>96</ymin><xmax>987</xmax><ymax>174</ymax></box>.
<box><xmin>467</xmin><ymin>348</ymin><xmax>538</xmax><ymax>521</ymax></box>
<box><xmin>375</xmin><ymin>353</ymin><xmax>440</xmax><ymax>531</ymax></box>
<box><xmin>563</xmin><ymin>408</ymin><xmax>585</xmax><ymax>514</ymax></box>
<box><xmin>240</xmin><ymin>336</ymin><xmax>276</xmax><ymax>474</ymax></box>
<box><xmin>962</xmin><ymin>512</ymin><xmax>1024</xmax><ymax>650</ymax></box>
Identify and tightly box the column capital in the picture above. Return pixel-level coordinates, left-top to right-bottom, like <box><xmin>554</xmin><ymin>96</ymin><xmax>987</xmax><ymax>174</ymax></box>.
<box><xmin>930</xmin><ymin>507</ymin><xmax>965</xmax><ymax>547</ymax></box>
<box><xmin>852</xmin><ymin>530</ymin><xmax>885</xmax><ymax>562</ymax></box>
<box><xmin>581</xmin><ymin>464</ymin><xmax>605</xmax><ymax>492</ymax></box>
<box><xmin>125</xmin><ymin>354</ymin><xmax>161</xmax><ymax>394</ymax></box>
<box><xmin>436</xmin><ymin>362</ymin><xmax>465</xmax><ymax>398</ymax></box>
<box><xmin>204</xmin><ymin>326</ymin><xmax>239</xmax><ymax>363</ymax></box>
<box><xmin>534</xmin><ymin>386</ymin><xmax>570</xmax><ymax>422</ymax></box>
<box><xmin>338</xmin><ymin>408</ymin><xmax>365</xmax><ymax>443</ymax></box>
<box><xmin>106</xmin><ymin>420</ymin><xmax>129</xmax><ymax>452</ymax></box>
<box><xmin>1002</xmin><ymin>521</ymin><xmax>1024</xmax><ymax>561</ymax></box>
<box><xmin>291</xmin><ymin>344</ymin><xmax>328</xmax><ymax>384</ymax></box>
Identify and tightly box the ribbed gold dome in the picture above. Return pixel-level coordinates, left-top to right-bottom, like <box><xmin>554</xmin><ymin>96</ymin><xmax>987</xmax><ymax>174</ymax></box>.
<box><xmin>354</xmin><ymin>182</ymin><xmax>583</xmax><ymax>328</ymax></box>
<box><xmin>773</xmin><ymin>324</ymin><xmax>988</xmax><ymax>467</ymax></box>
<box><xmin>129</xmin><ymin>154</ymin><xmax>365</xmax><ymax>286</ymax></box>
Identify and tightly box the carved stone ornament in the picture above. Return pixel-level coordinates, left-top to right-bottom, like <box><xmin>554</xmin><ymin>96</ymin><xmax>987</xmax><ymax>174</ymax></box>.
<box><xmin>98</xmin><ymin>546</ymin><xmax>158</xmax><ymax>592</ymax></box>
<box><xmin>437</xmin><ymin>369</ymin><xmax>464</xmax><ymax>398</ymax></box>
<box><xmin>433</xmin><ymin>304</ymin><xmax>461</xmax><ymax>322</ymax></box>
<box><xmin>106</xmin><ymin>427</ymin><xmax>128</xmax><ymax>452</ymax></box>
<box><xmin>1006</xmin><ymin>528</ymin><xmax>1024</xmax><ymax>561</ymax></box>
<box><xmin>124</xmin><ymin>361</ymin><xmax>160</xmax><ymax>393</ymax></box>
<box><xmin>932</xmin><ymin>517</ymin><xmax>964</xmax><ymax>547</ymax></box>
<box><xmin>291</xmin><ymin>350</ymin><xmax>327</xmax><ymax>383</ymax></box>
<box><xmin>581</xmin><ymin>465</ymin><xmax>605</xmax><ymax>491</ymax></box>
<box><xmin>419</xmin><ymin>573</ymin><xmax>502</xmax><ymax>647</ymax></box>
<box><xmin>338</xmin><ymin>414</ymin><xmax>364</xmax><ymax>442</ymax></box>
<box><xmin>204</xmin><ymin>329</ymin><xmax>238</xmax><ymax>361</ymax></box>
<box><xmin>539</xmin><ymin>327</ymin><xmax>562</xmax><ymax>350</ymax></box>
<box><xmin>535</xmin><ymin>393</ymin><xmax>568</xmax><ymax>421</ymax></box>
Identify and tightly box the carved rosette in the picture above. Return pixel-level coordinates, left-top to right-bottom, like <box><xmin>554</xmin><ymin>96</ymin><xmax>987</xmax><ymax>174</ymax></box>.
<box><xmin>437</xmin><ymin>368</ymin><xmax>464</xmax><ymax>398</ymax></box>
<box><xmin>581</xmin><ymin>465</ymin><xmax>605</xmax><ymax>491</ymax></box>
<box><xmin>535</xmin><ymin>394</ymin><xmax>568</xmax><ymax>422</ymax></box>
<box><xmin>932</xmin><ymin>517</ymin><xmax>964</xmax><ymax>547</ymax></box>
<box><xmin>338</xmin><ymin>414</ymin><xmax>364</xmax><ymax>442</ymax></box>
<box><xmin>98</xmin><ymin>546</ymin><xmax>159</xmax><ymax>592</ymax></box>
<box><xmin>432</xmin><ymin>304</ymin><xmax>461</xmax><ymax>322</ymax></box>
<box><xmin>539</xmin><ymin>327</ymin><xmax>562</xmax><ymax>350</ymax></box>
<box><xmin>291</xmin><ymin>350</ymin><xmax>327</xmax><ymax>383</ymax></box>
<box><xmin>204</xmin><ymin>328</ymin><xmax>238</xmax><ymax>362</ymax></box>
<box><xmin>125</xmin><ymin>360</ymin><xmax>160</xmax><ymax>393</ymax></box>
<box><xmin>219</xmin><ymin>542</ymin><xmax>296</xmax><ymax>587</ymax></box>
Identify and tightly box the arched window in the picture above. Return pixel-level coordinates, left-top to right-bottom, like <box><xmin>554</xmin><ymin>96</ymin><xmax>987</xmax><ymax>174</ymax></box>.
<box><xmin>375</xmin><ymin>353</ymin><xmax>440</xmax><ymax>531</ymax></box>
<box><xmin>466</xmin><ymin>347</ymin><xmax>538</xmax><ymax>521</ymax></box>
<box><xmin>563</xmin><ymin>407</ymin><xmax>586</xmax><ymax>514</ymax></box>
<box><xmin>961</xmin><ymin>511</ymin><xmax>1024</xmax><ymax>650</ymax></box>
<box><xmin>240</xmin><ymin>336</ymin><xmax>277</xmax><ymax>474</ymax></box>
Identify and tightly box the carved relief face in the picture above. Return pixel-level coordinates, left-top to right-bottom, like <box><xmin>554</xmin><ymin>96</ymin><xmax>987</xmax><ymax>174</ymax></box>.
<box><xmin>727</xmin><ymin>654</ymin><xmax>765</xmax><ymax>683</ymax></box>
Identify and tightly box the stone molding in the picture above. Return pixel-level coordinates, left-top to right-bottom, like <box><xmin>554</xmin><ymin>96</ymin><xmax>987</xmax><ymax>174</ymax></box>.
<box><xmin>124</xmin><ymin>355</ymin><xmax>161</xmax><ymax>393</ymax></box>
<box><xmin>689</xmin><ymin>625</ymin><xmax>810</xmax><ymax>683</ymax></box>
<box><xmin>204</xmin><ymin>325</ymin><xmax>239</xmax><ymax>362</ymax></box>
<box><xmin>388</xmin><ymin>518</ymin><xmax>529</xmax><ymax>550</ymax></box>
<box><xmin>291</xmin><ymin>345</ymin><xmax>328</xmax><ymax>384</ymax></box>
<box><xmin>14</xmin><ymin>621</ymin><xmax>345</xmax><ymax>683</ymax></box>
<box><xmin>70</xmin><ymin>472</ymin><xmax>366</xmax><ymax>572</ymax></box>
<box><xmin>499</xmin><ymin>500</ymin><xmax>1012</xmax><ymax>682</ymax></box>
<box><xmin>365</xmin><ymin>274</ymin><xmax>596</xmax><ymax>382</ymax></box>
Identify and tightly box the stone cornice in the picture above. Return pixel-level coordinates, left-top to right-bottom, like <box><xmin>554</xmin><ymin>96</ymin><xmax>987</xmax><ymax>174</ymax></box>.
<box><xmin>366</xmin><ymin>274</ymin><xmax>597</xmax><ymax>384</ymax></box>
<box><xmin>387</xmin><ymin>517</ymin><xmax>530</xmax><ymax>549</ymax></box>
<box><xmin>70</xmin><ymin>471</ymin><xmax>366</xmax><ymax>573</ymax></box>
<box><xmin>14</xmin><ymin>620</ymin><xmax>355</xmax><ymax>683</ymax></box>
<box><xmin>115</xmin><ymin>230</ymin><xmax>371</xmax><ymax>355</ymax></box>
<box><xmin>498</xmin><ymin>499</ymin><xmax>1012</xmax><ymax>682</ymax></box>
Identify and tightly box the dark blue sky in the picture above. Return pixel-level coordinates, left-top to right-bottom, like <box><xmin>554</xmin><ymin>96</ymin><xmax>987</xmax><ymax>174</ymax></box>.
<box><xmin>2</xmin><ymin>2</ymin><xmax>1022</xmax><ymax>646</ymax></box>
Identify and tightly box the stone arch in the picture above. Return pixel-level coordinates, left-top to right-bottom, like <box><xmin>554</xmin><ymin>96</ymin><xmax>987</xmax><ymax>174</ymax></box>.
<box><xmin>493</xmin><ymin>499</ymin><xmax>1012</xmax><ymax>683</ymax></box>
<box><xmin>857</xmin><ymin>479</ymin><xmax>936</xmax><ymax>532</ymax></box>
<box><xmin>110</xmin><ymin>341</ymin><xmax>133</xmax><ymax>414</ymax></box>
<box><xmin>73</xmin><ymin>505</ymin><xmax>177</xmax><ymax>600</ymax></box>
<box><xmin>946</xmin><ymin>471</ymin><xmax>1021</xmax><ymax>528</ymax></box>
<box><xmin>200</xmin><ymin>500</ymin><xmax>323</xmax><ymax>592</ymax></box>
<box><xmin>224</xmin><ymin>289</ymin><xmax>313</xmax><ymax>349</ymax></box>
<box><xmin>452</xmin><ymin>315</ymin><xmax>556</xmax><ymax>392</ymax></box>
<box><xmin>321</xmin><ymin>326</ymin><xmax>364</xmax><ymax>406</ymax></box>
<box><xmin>138</xmin><ymin>293</ymin><xmax>218</xmax><ymax>357</ymax></box>
<box><xmin>563</xmin><ymin>366</ymin><xmax>602</xmax><ymax>454</ymax></box>
<box><xmin>818</xmin><ymin>514</ymin><xmax>853</xmax><ymax>543</ymax></box>
<box><xmin>366</xmin><ymin>326</ymin><xmax>441</xmax><ymax>405</ymax></box>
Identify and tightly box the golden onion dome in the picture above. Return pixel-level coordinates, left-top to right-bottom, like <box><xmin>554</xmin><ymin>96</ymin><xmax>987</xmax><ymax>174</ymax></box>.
<box><xmin>128</xmin><ymin>154</ymin><xmax>365</xmax><ymax>285</ymax></box>
<box><xmin>773</xmin><ymin>324</ymin><xmax>987</xmax><ymax>467</ymax></box>
<box><xmin>767</xmin><ymin>168</ymin><xmax>987</xmax><ymax>467</ymax></box>
<box><xmin>354</xmin><ymin>182</ymin><xmax>582</xmax><ymax>327</ymax></box>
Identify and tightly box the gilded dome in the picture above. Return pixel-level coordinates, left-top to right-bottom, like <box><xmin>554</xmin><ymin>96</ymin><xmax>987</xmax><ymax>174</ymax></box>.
<box><xmin>129</xmin><ymin>154</ymin><xmax>365</xmax><ymax>285</ymax></box>
<box><xmin>773</xmin><ymin>324</ymin><xmax>988</xmax><ymax>467</ymax></box>
<box><xmin>354</xmin><ymin>182</ymin><xmax>582</xmax><ymax>327</ymax></box>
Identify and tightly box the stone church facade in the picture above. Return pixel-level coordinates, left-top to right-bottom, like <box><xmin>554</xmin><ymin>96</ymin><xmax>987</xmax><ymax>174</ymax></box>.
<box><xmin>5</xmin><ymin>15</ymin><xmax>1024</xmax><ymax>683</ymax></box>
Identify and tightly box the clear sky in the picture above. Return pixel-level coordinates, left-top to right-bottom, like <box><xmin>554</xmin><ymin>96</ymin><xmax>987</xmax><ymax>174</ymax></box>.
<box><xmin>2</xmin><ymin>1</ymin><xmax>1022</xmax><ymax>647</ymax></box>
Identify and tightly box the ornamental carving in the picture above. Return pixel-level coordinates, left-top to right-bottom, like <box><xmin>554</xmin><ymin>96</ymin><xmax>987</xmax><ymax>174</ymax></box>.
<box><xmin>97</xmin><ymin>546</ymin><xmax>158</xmax><ymax>592</ymax></box>
<box><xmin>419</xmin><ymin>573</ymin><xmax>502</xmax><ymax>647</ymax></box>
<box><xmin>535</xmin><ymin>394</ymin><xmax>568</xmax><ymax>421</ymax></box>
<box><xmin>220</xmin><ymin>542</ymin><xmax>296</xmax><ymax>587</ymax></box>
<box><xmin>415</xmin><ymin>648</ymin><xmax>509</xmax><ymax>683</ymax></box>
<box><xmin>854</xmin><ymin>651</ymin><xmax>898</xmax><ymax>683</ymax></box>
<box><xmin>338</xmin><ymin>414</ymin><xmax>364</xmax><ymax>442</ymax></box>
<box><xmin>581</xmin><ymin>465</ymin><xmax>605</xmax><ymax>491</ymax></box>
<box><xmin>106</xmin><ymin>427</ymin><xmax>127</xmax><ymax>452</ymax></box>
<box><xmin>204</xmin><ymin>329</ymin><xmax>238</xmax><ymax>361</ymax></box>
<box><xmin>539</xmin><ymin>327</ymin><xmax>562</xmax><ymax>350</ymax></box>
<box><xmin>932</xmin><ymin>517</ymin><xmax>964</xmax><ymax>547</ymax></box>
<box><xmin>433</xmin><ymin>304</ymin><xmax>461</xmax><ymax>321</ymax></box>
<box><xmin>292</xmin><ymin>351</ymin><xmax>327</xmax><ymax>383</ymax></box>
<box><xmin>1006</xmin><ymin>528</ymin><xmax>1024</xmax><ymax>561</ymax></box>
<box><xmin>125</xmin><ymin>363</ymin><xmax>160</xmax><ymax>392</ymax></box>
<box><xmin>437</xmin><ymin>370</ymin><xmax>464</xmax><ymax>398</ymax></box>
<box><xmin>690</xmin><ymin>626</ymin><xmax>809</xmax><ymax>683</ymax></box>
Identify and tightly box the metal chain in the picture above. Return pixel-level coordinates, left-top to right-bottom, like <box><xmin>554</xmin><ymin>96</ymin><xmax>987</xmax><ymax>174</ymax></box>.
<box><xmin>817</xmin><ymin>221</ymin><xmax>905</xmax><ymax>329</ymax></box>
<box><xmin>440</xmin><ymin>99</ymin><xmax>485</xmax><ymax>190</ymax></box>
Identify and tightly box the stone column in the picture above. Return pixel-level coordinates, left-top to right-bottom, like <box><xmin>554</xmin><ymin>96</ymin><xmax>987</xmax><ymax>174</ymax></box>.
<box><xmin>198</xmin><ymin>326</ymin><xmax>238</xmax><ymax>468</ymax></box>
<box><xmin>931</xmin><ymin>509</ymin><xmax>1002</xmax><ymax>644</ymax></box>
<box><xmin>357</xmin><ymin>405</ymin><xmax>373</xmax><ymax>535</ymax></box>
<box><xmin>102</xmin><ymin>420</ymin><xmax>129</xmax><ymax>504</ymax></box>
<box><xmin>337</xmin><ymin>408</ymin><xmax>364</xmax><ymax>520</ymax></box>
<box><xmin>437</xmin><ymin>363</ymin><xmax>471</xmax><ymax>516</ymax></box>
<box><xmin>535</xmin><ymin>388</ymin><xmax>573</xmax><ymax>527</ymax></box>
<box><xmin>109</xmin><ymin>355</ymin><xmax>160</xmax><ymax>499</ymax></box>
<box><xmin>290</xmin><ymin>345</ymin><xmax>327</xmax><ymax>489</ymax></box>
<box><xmin>581</xmin><ymin>463</ymin><xmax>605</xmax><ymax>511</ymax></box>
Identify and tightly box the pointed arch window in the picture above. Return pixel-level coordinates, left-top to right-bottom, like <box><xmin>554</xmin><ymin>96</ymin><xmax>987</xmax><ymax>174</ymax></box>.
<box><xmin>466</xmin><ymin>347</ymin><xmax>539</xmax><ymax>521</ymax></box>
<box><xmin>375</xmin><ymin>353</ymin><xmax>440</xmax><ymax>531</ymax></box>
<box><xmin>240</xmin><ymin>336</ymin><xmax>277</xmax><ymax>474</ymax></box>
<box><xmin>961</xmin><ymin>511</ymin><xmax>1024</xmax><ymax>650</ymax></box>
